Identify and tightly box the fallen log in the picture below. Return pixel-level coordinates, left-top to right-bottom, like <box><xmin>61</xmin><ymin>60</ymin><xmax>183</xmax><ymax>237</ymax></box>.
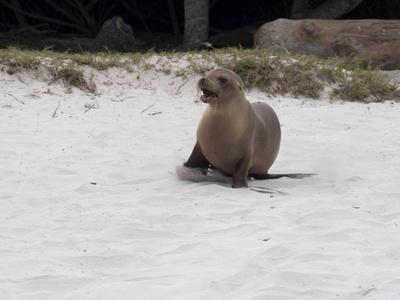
<box><xmin>254</xmin><ymin>19</ymin><xmax>400</xmax><ymax>70</ymax></box>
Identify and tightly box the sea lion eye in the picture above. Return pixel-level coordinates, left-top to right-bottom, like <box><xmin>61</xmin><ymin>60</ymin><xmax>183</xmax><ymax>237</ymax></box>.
<box><xmin>218</xmin><ymin>77</ymin><xmax>227</xmax><ymax>84</ymax></box>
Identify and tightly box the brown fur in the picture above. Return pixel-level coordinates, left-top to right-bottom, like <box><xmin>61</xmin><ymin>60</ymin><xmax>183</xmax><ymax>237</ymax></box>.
<box><xmin>184</xmin><ymin>68</ymin><xmax>281</xmax><ymax>188</ymax></box>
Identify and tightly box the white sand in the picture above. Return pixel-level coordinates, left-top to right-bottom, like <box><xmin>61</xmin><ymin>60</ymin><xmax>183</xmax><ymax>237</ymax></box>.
<box><xmin>1</xmin><ymin>60</ymin><xmax>400</xmax><ymax>299</ymax></box>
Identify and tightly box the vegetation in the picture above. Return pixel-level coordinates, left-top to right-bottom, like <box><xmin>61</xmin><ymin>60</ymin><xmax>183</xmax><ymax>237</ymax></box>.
<box><xmin>0</xmin><ymin>46</ymin><xmax>399</xmax><ymax>103</ymax></box>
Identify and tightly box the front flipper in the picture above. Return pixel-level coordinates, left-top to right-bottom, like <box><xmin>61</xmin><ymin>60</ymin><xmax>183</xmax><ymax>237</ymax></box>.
<box><xmin>184</xmin><ymin>142</ymin><xmax>210</xmax><ymax>174</ymax></box>
<box><xmin>231</xmin><ymin>157</ymin><xmax>251</xmax><ymax>188</ymax></box>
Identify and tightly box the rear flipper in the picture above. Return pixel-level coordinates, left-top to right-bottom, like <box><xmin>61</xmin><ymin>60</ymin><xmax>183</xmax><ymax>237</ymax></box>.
<box><xmin>251</xmin><ymin>173</ymin><xmax>316</xmax><ymax>180</ymax></box>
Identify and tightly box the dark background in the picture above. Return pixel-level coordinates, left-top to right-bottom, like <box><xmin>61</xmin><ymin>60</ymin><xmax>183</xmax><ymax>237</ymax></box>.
<box><xmin>0</xmin><ymin>0</ymin><xmax>399</xmax><ymax>51</ymax></box>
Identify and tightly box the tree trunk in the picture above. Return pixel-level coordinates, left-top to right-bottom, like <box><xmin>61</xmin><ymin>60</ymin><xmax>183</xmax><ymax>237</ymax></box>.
<box><xmin>181</xmin><ymin>0</ymin><xmax>209</xmax><ymax>51</ymax></box>
<box><xmin>254</xmin><ymin>19</ymin><xmax>400</xmax><ymax>70</ymax></box>
<box><xmin>10</xmin><ymin>0</ymin><xmax>28</xmax><ymax>28</ymax></box>
<box><xmin>167</xmin><ymin>0</ymin><xmax>180</xmax><ymax>36</ymax></box>
<box><xmin>291</xmin><ymin>0</ymin><xmax>310</xmax><ymax>20</ymax></box>
<box><xmin>291</xmin><ymin>0</ymin><xmax>365</xmax><ymax>20</ymax></box>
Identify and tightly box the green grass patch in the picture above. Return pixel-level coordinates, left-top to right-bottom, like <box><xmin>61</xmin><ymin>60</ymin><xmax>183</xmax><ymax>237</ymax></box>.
<box><xmin>49</xmin><ymin>65</ymin><xmax>96</xmax><ymax>93</ymax></box>
<box><xmin>0</xmin><ymin>46</ymin><xmax>398</xmax><ymax>102</ymax></box>
<box><xmin>185</xmin><ymin>48</ymin><xmax>400</xmax><ymax>102</ymax></box>
<box><xmin>331</xmin><ymin>68</ymin><xmax>400</xmax><ymax>102</ymax></box>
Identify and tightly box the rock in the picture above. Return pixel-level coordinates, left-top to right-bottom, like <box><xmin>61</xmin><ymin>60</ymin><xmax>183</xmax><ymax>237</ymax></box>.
<box><xmin>90</xmin><ymin>16</ymin><xmax>136</xmax><ymax>53</ymax></box>
<box><xmin>254</xmin><ymin>18</ymin><xmax>400</xmax><ymax>70</ymax></box>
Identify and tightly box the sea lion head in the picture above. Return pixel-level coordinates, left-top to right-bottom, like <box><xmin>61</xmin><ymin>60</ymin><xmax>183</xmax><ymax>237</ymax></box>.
<box><xmin>198</xmin><ymin>68</ymin><xmax>244</xmax><ymax>104</ymax></box>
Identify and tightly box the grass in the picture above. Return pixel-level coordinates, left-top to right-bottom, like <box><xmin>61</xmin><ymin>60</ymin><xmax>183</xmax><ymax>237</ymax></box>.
<box><xmin>0</xmin><ymin>46</ymin><xmax>399</xmax><ymax>102</ymax></box>
<box><xmin>49</xmin><ymin>65</ymin><xmax>96</xmax><ymax>93</ymax></box>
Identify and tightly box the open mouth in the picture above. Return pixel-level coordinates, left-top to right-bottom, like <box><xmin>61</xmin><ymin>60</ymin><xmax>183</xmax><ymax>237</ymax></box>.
<box><xmin>200</xmin><ymin>88</ymin><xmax>218</xmax><ymax>103</ymax></box>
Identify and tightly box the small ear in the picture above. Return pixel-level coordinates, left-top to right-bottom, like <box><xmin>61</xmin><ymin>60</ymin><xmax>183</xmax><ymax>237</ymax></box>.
<box><xmin>238</xmin><ymin>83</ymin><xmax>243</xmax><ymax>91</ymax></box>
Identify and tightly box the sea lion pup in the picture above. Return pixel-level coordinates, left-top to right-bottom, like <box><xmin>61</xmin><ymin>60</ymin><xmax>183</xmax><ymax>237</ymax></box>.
<box><xmin>183</xmin><ymin>68</ymin><xmax>282</xmax><ymax>188</ymax></box>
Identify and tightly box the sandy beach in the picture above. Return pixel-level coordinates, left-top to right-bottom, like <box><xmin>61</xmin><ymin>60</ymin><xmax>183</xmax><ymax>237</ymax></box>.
<box><xmin>1</xmin><ymin>58</ymin><xmax>400</xmax><ymax>299</ymax></box>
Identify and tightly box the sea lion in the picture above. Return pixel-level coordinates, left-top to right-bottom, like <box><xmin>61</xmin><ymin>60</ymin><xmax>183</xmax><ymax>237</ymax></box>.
<box><xmin>183</xmin><ymin>68</ymin><xmax>282</xmax><ymax>188</ymax></box>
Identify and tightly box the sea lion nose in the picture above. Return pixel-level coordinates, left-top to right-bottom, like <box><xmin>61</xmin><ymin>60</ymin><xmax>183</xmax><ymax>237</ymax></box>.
<box><xmin>200</xmin><ymin>77</ymin><xmax>205</xmax><ymax>84</ymax></box>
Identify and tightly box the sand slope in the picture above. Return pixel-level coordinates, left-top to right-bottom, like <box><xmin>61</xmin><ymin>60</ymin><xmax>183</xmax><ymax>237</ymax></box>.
<box><xmin>1</xmin><ymin>63</ymin><xmax>400</xmax><ymax>299</ymax></box>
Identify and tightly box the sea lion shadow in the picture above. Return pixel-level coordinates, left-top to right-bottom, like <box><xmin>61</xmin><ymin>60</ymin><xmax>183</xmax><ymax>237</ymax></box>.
<box><xmin>175</xmin><ymin>165</ymin><xmax>231</xmax><ymax>185</ymax></box>
<box><xmin>176</xmin><ymin>164</ymin><xmax>316</xmax><ymax>192</ymax></box>
<box><xmin>249</xmin><ymin>172</ymin><xmax>317</xmax><ymax>194</ymax></box>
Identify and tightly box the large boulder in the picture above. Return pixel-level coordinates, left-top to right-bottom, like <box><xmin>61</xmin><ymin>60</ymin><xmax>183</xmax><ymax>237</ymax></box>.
<box><xmin>254</xmin><ymin>19</ymin><xmax>400</xmax><ymax>70</ymax></box>
<box><xmin>90</xmin><ymin>16</ymin><xmax>136</xmax><ymax>53</ymax></box>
